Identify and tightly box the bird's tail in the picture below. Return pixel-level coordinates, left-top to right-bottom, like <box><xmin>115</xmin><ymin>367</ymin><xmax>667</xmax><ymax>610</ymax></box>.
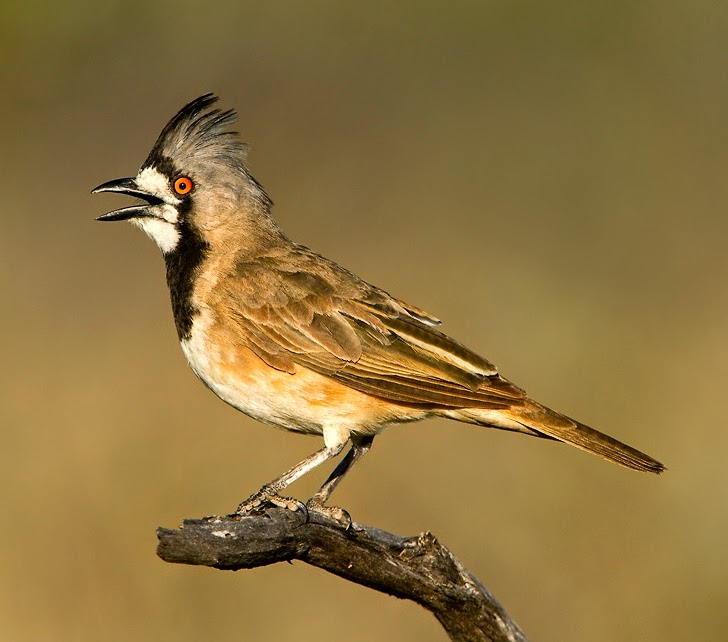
<box><xmin>443</xmin><ymin>400</ymin><xmax>665</xmax><ymax>474</ymax></box>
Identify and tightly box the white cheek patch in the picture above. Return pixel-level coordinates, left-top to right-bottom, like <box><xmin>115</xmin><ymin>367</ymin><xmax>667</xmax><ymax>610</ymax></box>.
<box><xmin>133</xmin><ymin>217</ymin><xmax>180</xmax><ymax>253</ymax></box>
<box><xmin>136</xmin><ymin>166</ymin><xmax>181</xmax><ymax>224</ymax></box>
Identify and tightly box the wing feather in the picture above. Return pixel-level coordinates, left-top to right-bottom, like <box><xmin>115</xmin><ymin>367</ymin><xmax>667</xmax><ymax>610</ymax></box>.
<box><xmin>221</xmin><ymin>245</ymin><xmax>525</xmax><ymax>408</ymax></box>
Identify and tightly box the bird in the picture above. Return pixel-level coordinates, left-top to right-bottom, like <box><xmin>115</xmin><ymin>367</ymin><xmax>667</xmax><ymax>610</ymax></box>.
<box><xmin>93</xmin><ymin>94</ymin><xmax>664</xmax><ymax>519</ymax></box>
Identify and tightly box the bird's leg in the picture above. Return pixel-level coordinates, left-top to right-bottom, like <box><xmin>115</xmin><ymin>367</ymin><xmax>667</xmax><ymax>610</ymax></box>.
<box><xmin>306</xmin><ymin>435</ymin><xmax>374</xmax><ymax>524</ymax></box>
<box><xmin>236</xmin><ymin>441</ymin><xmax>347</xmax><ymax>515</ymax></box>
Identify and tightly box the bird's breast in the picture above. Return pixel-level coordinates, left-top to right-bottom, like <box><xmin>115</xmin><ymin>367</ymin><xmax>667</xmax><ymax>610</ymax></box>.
<box><xmin>180</xmin><ymin>308</ymin><xmax>425</xmax><ymax>436</ymax></box>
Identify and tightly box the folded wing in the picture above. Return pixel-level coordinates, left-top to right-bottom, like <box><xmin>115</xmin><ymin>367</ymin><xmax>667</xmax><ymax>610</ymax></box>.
<box><xmin>220</xmin><ymin>245</ymin><xmax>526</xmax><ymax>410</ymax></box>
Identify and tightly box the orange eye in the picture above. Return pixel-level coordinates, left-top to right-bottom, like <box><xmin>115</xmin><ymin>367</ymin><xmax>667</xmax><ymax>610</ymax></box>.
<box><xmin>174</xmin><ymin>177</ymin><xmax>193</xmax><ymax>195</ymax></box>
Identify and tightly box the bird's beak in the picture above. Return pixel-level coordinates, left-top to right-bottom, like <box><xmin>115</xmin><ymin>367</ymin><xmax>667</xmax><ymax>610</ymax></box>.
<box><xmin>92</xmin><ymin>177</ymin><xmax>163</xmax><ymax>221</ymax></box>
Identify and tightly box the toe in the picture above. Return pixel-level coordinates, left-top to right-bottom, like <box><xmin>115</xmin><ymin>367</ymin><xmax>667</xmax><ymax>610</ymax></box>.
<box><xmin>306</xmin><ymin>498</ymin><xmax>352</xmax><ymax>528</ymax></box>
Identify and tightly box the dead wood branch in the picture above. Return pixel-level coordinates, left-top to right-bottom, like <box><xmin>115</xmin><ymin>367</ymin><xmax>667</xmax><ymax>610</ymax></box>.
<box><xmin>157</xmin><ymin>508</ymin><xmax>528</xmax><ymax>642</ymax></box>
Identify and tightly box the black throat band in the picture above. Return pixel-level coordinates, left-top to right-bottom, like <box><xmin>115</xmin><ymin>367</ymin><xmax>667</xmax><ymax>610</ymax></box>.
<box><xmin>164</xmin><ymin>218</ymin><xmax>208</xmax><ymax>341</ymax></box>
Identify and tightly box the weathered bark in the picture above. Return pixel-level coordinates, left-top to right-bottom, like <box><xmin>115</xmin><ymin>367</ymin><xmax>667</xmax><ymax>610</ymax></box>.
<box><xmin>157</xmin><ymin>508</ymin><xmax>528</xmax><ymax>642</ymax></box>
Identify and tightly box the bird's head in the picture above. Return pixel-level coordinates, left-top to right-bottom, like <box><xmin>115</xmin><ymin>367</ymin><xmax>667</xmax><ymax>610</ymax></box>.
<box><xmin>93</xmin><ymin>93</ymin><xmax>273</xmax><ymax>255</ymax></box>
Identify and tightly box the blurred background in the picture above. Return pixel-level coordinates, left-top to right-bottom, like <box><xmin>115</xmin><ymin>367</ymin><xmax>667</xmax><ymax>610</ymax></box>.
<box><xmin>1</xmin><ymin>1</ymin><xmax>726</xmax><ymax>640</ymax></box>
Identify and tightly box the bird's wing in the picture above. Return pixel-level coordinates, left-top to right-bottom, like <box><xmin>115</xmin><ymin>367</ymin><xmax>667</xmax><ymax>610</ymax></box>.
<box><xmin>220</xmin><ymin>246</ymin><xmax>525</xmax><ymax>409</ymax></box>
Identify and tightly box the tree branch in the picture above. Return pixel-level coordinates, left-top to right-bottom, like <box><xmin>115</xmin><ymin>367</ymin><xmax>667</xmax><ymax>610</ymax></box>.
<box><xmin>157</xmin><ymin>508</ymin><xmax>528</xmax><ymax>642</ymax></box>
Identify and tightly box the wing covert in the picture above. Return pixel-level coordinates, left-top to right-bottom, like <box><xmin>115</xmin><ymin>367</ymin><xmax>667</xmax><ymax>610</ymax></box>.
<box><xmin>220</xmin><ymin>246</ymin><xmax>525</xmax><ymax>408</ymax></box>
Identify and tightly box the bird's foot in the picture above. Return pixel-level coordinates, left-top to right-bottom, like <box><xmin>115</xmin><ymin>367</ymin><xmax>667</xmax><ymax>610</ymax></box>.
<box><xmin>235</xmin><ymin>487</ymin><xmax>305</xmax><ymax>516</ymax></box>
<box><xmin>305</xmin><ymin>497</ymin><xmax>352</xmax><ymax>529</ymax></box>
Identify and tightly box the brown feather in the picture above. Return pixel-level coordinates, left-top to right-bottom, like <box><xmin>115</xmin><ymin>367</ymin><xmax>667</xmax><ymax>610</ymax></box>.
<box><xmin>213</xmin><ymin>243</ymin><xmax>663</xmax><ymax>474</ymax></box>
<box><xmin>220</xmin><ymin>244</ymin><xmax>524</xmax><ymax>409</ymax></box>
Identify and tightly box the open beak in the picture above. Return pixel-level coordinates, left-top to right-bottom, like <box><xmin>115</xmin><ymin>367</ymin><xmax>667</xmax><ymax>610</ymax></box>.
<box><xmin>92</xmin><ymin>177</ymin><xmax>163</xmax><ymax>221</ymax></box>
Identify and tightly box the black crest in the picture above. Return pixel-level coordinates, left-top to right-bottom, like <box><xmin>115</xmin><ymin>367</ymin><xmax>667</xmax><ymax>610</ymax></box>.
<box><xmin>143</xmin><ymin>93</ymin><xmax>249</xmax><ymax>171</ymax></box>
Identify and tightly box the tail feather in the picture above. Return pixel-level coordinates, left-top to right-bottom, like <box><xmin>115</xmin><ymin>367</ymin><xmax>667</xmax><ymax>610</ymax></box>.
<box><xmin>447</xmin><ymin>401</ymin><xmax>665</xmax><ymax>474</ymax></box>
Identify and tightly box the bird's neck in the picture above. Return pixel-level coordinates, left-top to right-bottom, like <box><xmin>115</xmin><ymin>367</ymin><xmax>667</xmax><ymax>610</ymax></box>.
<box><xmin>163</xmin><ymin>206</ymin><xmax>292</xmax><ymax>341</ymax></box>
<box><xmin>164</xmin><ymin>220</ymin><xmax>209</xmax><ymax>341</ymax></box>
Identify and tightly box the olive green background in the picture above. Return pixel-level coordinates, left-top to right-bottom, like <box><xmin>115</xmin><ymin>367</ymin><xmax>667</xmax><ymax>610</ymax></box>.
<box><xmin>2</xmin><ymin>2</ymin><xmax>726</xmax><ymax>640</ymax></box>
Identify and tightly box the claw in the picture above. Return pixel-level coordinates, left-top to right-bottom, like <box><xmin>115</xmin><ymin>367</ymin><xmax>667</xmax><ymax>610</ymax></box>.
<box><xmin>267</xmin><ymin>495</ymin><xmax>307</xmax><ymax>513</ymax></box>
<box><xmin>306</xmin><ymin>497</ymin><xmax>352</xmax><ymax>529</ymax></box>
<box><xmin>236</xmin><ymin>489</ymin><xmax>306</xmax><ymax>516</ymax></box>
